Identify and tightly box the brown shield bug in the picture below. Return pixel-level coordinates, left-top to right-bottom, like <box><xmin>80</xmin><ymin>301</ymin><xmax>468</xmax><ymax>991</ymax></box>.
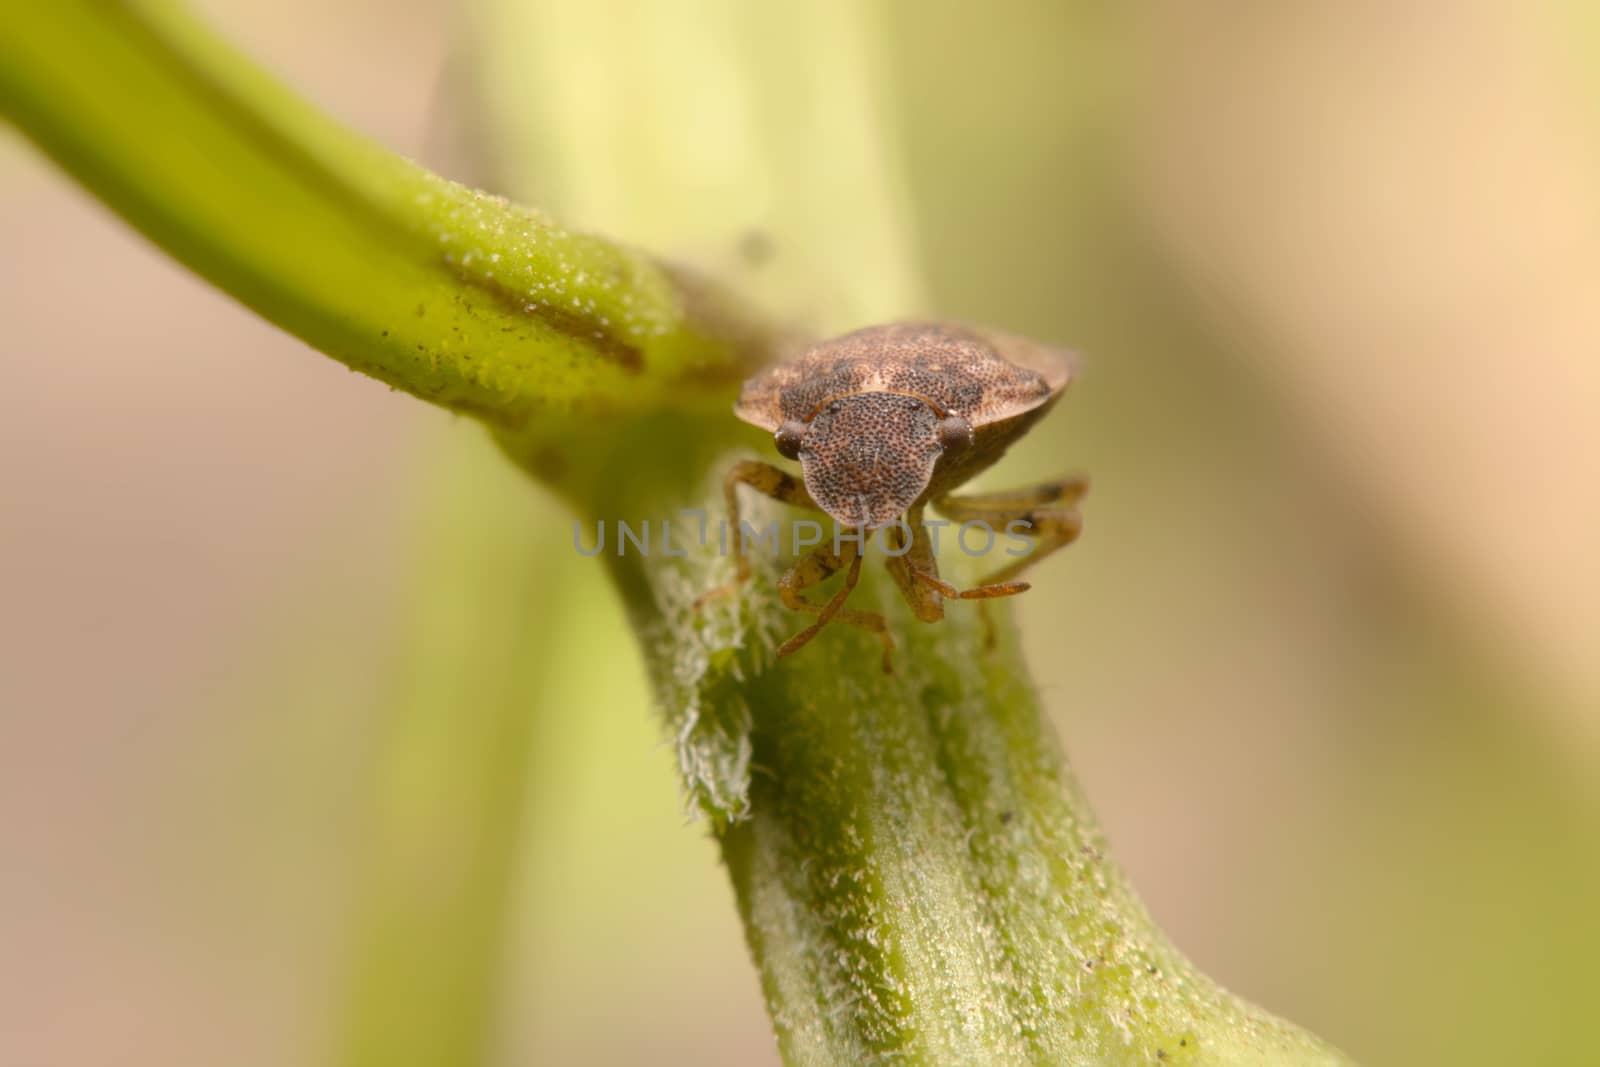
<box><xmin>702</xmin><ymin>321</ymin><xmax>1086</xmax><ymax>669</ymax></box>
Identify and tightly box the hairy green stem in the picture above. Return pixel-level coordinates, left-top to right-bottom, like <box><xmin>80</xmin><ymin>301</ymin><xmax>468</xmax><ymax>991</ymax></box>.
<box><xmin>544</xmin><ymin>442</ymin><xmax>1349</xmax><ymax>1064</ymax></box>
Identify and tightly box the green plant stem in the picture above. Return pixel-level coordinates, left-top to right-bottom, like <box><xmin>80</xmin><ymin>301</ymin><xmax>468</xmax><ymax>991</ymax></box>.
<box><xmin>533</xmin><ymin>438</ymin><xmax>1350</xmax><ymax>1064</ymax></box>
<box><xmin>716</xmin><ymin>586</ymin><xmax>1333</xmax><ymax>1064</ymax></box>
<box><xmin>0</xmin><ymin>0</ymin><xmax>773</xmax><ymax>422</ymax></box>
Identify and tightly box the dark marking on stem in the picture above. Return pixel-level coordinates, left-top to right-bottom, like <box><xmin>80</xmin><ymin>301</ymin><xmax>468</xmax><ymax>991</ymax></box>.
<box><xmin>449</xmin><ymin>266</ymin><xmax>644</xmax><ymax>374</ymax></box>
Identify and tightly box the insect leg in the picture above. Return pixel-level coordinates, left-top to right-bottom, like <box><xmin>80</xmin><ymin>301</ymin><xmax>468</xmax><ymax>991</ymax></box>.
<box><xmin>694</xmin><ymin>459</ymin><xmax>817</xmax><ymax>608</ymax></box>
<box><xmin>883</xmin><ymin>505</ymin><xmax>945</xmax><ymax>623</ymax></box>
<box><xmin>934</xmin><ymin>475</ymin><xmax>1087</xmax><ymax>589</ymax></box>
<box><xmin>776</xmin><ymin>537</ymin><xmax>894</xmax><ymax>672</ymax></box>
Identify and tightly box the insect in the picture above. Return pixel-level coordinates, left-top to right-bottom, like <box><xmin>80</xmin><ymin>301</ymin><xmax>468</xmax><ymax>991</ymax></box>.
<box><xmin>704</xmin><ymin>320</ymin><xmax>1086</xmax><ymax>669</ymax></box>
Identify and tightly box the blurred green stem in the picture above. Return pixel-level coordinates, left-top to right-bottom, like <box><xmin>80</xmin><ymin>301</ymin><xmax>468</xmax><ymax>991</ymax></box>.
<box><xmin>334</xmin><ymin>445</ymin><xmax>574</xmax><ymax>1067</ymax></box>
<box><xmin>1</xmin><ymin>2</ymin><xmax>1351</xmax><ymax>1064</ymax></box>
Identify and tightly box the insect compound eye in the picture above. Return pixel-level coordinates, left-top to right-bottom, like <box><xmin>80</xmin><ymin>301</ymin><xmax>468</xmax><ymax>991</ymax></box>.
<box><xmin>937</xmin><ymin>413</ymin><xmax>974</xmax><ymax>455</ymax></box>
<box><xmin>774</xmin><ymin>419</ymin><xmax>808</xmax><ymax>460</ymax></box>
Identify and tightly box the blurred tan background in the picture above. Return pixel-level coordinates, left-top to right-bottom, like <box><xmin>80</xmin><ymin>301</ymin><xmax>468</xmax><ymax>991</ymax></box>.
<box><xmin>2</xmin><ymin>2</ymin><xmax>1597</xmax><ymax>1066</ymax></box>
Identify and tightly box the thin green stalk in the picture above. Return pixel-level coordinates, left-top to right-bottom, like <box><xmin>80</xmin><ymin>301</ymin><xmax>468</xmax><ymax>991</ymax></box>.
<box><xmin>333</xmin><ymin>440</ymin><xmax>572</xmax><ymax>1067</ymax></box>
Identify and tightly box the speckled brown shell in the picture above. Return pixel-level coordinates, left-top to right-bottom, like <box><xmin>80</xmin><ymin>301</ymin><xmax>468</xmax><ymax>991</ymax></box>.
<box><xmin>733</xmin><ymin>321</ymin><xmax>1073</xmax><ymax>433</ymax></box>
<box><xmin>735</xmin><ymin>322</ymin><xmax>1076</xmax><ymax>528</ymax></box>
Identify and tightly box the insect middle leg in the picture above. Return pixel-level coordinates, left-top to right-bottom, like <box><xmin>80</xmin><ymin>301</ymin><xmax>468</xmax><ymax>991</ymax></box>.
<box><xmin>934</xmin><ymin>474</ymin><xmax>1088</xmax><ymax>588</ymax></box>
<box><xmin>776</xmin><ymin>536</ymin><xmax>894</xmax><ymax>672</ymax></box>
<box><xmin>694</xmin><ymin>459</ymin><xmax>818</xmax><ymax>607</ymax></box>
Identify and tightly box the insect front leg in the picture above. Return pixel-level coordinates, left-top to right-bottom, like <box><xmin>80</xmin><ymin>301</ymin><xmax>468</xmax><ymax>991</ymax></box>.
<box><xmin>694</xmin><ymin>459</ymin><xmax>817</xmax><ymax>608</ymax></box>
<box><xmin>776</xmin><ymin>537</ymin><xmax>894</xmax><ymax>672</ymax></box>
<box><xmin>884</xmin><ymin>505</ymin><xmax>945</xmax><ymax>623</ymax></box>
